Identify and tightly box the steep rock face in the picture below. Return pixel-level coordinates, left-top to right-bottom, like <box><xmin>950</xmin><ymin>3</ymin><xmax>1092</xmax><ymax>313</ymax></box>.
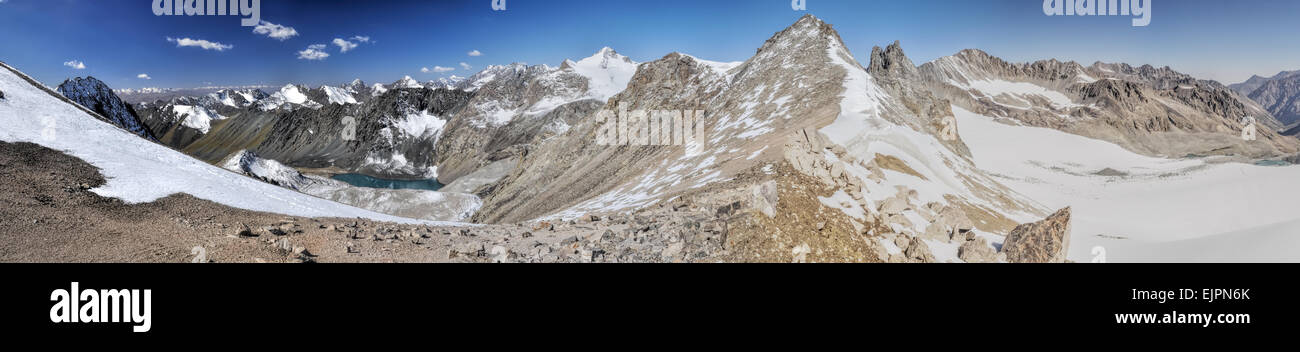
<box><xmin>254</xmin><ymin>88</ymin><xmax>475</xmax><ymax>179</ymax></box>
<box><xmin>434</xmin><ymin>48</ymin><xmax>638</xmax><ymax>183</ymax></box>
<box><xmin>134</xmin><ymin>79</ymin><xmax>475</xmax><ymax>179</ymax></box>
<box><xmin>472</xmin><ymin>15</ymin><xmax>846</xmax><ymax>223</ymax></box>
<box><xmin>867</xmin><ymin>41</ymin><xmax>968</xmax><ymax>157</ymax></box>
<box><xmin>344</xmin><ymin>79</ymin><xmax>372</xmax><ymax>98</ymax></box>
<box><xmin>472</xmin><ymin>13</ymin><xmax>1044</xmax><ymax>246</ymax></box>
<box><xmin>1002</xmin><ymin>207</ymin><xmax>1072</xmax><ymax>263</ymax></box>
<box><xmin>917</xmin><ymin>50</ymin><xmax>1298</xmax><ymax>158</ymax></box>
<box><xmin>56</xmin><ymin>77</ymin><xmax>157</xmax><ymax>142</ymax></box>
<box><xmin>1245</xmin><ymin>76</ymin><xmax>1300</xmax><ymax>126</ymax></box>
<box><xmin>136</xmin><ymin>97</ymin><xmax>241</xmax><ymax>149</ymax></box>
<box><xmin>868</xmin><ymin>41</ymin><xmax>919</xmax><ymax>80</ymax></box>
<box><xmin>135</xmin><ymin>89</ymin><xmax>282</xmax><ymax>153</ymax></box>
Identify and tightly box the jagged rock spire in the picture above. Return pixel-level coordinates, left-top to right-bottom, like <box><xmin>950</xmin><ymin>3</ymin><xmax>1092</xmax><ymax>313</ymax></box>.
<box><xmin>869</xmin><ymin>40</ymin><xmax>918</xmax><ymax>81</ymax></box>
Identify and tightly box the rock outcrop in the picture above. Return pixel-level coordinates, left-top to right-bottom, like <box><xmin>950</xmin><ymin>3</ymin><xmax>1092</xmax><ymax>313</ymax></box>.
<box><xmin>918</xmin><ymin>50</ymin><xmax>1298</xmax><ymax>158</ymax></box>
<box><xmin>904</xmin><ymin>237</ymin><xmax>936</xmax><ymax>263</ymax></box>
<box><xmin>1002</xmin><ymin>207</ymin><xmax>1072</xmax><ymax>263</ymax></box>
<box><xmin>958</xmin><ymin>237</ymin><xmax>998</xmax><ymax>263</ymax></box>
<box><xmin>57</xmin><ymin>77</ymin><xmax>157</xmax><ymax>141</ymax></box>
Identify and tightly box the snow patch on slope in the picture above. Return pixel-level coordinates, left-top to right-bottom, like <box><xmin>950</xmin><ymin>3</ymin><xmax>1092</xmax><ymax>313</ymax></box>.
<box><xmin>0</xmin><ymin>64</ymin><xmax>440</xmax><ymax>225</ymax></box>
<box><xmin>817</xmin><ymin>33</ymin><xmax>1044</xmax><ymax>242</ymax></box>
<box><xmin>172</xmin><ymin>104</ymin><xmax>227</xmax><ymax>134</ymax></box>
<box><xmin>681</xmin><ymin>53</ymin><xmax>743</xmax><ymax>78</ymax></box>
<box><xmin>220</xmin><ymin>150</ymin><xmax>313</xmax><ymax>190</ymax></box>
<box><xmin>956</xmin><ymin>106</ymin><xmax>1300</xmax><ymax>262</ymax></box>
<box><xmin>391</xmin><ymin>110</ymin><xmax>447</xmax><ymax>139</ymax></box>
<box><xmin>960</xmin><ymin>79</ymin><xmax>1081</xmax><ymax>109</ymax></box>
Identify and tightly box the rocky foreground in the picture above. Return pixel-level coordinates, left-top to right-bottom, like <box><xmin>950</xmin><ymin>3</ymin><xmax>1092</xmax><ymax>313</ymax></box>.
<box><xmin>0</xmin><ymin>140</ymin><xmax>1070</xmax><ymax>263</ymax></box>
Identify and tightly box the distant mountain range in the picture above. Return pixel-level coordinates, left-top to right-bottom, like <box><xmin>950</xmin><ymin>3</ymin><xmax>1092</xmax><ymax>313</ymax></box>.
<box><xmin>1231</xmin><ymin>70</ymin><xmax>1300</xmax><ymax>130</ymax></box>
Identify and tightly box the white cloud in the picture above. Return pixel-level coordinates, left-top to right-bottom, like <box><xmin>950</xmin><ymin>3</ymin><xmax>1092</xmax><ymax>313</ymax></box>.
<box><xmin>421</xmin><ymin>66</ymin><xmax>455</xmax><ymax>73</ymax></box>
<box><xmin>137</xmin><ymin>74</ymin><xmax>151</xmax><ymax>80</ymax></box>
<box><xmin>297</xmin><ymin>44</ymin><xmax>330</xmax><ymax>60</ymax></box>
<box><xmin>332</xmin><ymin>38</ymin><xmax>359</xmax><ymax>53</ymax></box>
<box><xmin>467</xmin><ymin>50</ymin><xmax>482</xmax><ymax>57</ymax></box>
<box><xmin>331</xmin><ymin>35</ymin><xmax>371</xmax><ymax>53</ymax></box>
<box><xmin>167</xmin><ymin>37</ymin><xmax>233</xmax><ymax>51</ymax></box>
<box><xmin>459</xmin><ymin>62</ymin><xmax>472</xmax><ymax>70</ymax></box>
<box><xmin>63</xmin><ymin>60</ymin><xmax>86</xmax><ymax>70</ymax></box>
<box><xmin>252</xmin><ymin>21</ymin><xmax>299</xmax><ymax>41</ymax></box>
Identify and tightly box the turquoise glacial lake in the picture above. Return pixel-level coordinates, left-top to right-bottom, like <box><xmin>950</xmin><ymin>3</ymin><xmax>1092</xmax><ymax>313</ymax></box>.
<box><xmin>330</xmin><ymin>173</ymin><xmax>444</xmax><ymax>191</ymax></box>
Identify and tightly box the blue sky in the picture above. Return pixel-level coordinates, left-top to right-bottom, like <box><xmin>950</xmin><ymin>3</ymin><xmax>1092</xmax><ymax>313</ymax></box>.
<box><xmin>1</xmin><ymin>0</ymin><xmax>1297</xmax><ymax>89</ymax></box>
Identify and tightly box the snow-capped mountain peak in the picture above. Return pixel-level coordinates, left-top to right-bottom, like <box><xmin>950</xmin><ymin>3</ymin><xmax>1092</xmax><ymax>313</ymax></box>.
<box><xmin>206</xmin><ymin>88</ymin><xmax>268</xmax><ymax>108</ymax></box>
<box><xmin>565</xmin><ymin>46</ymin><xmax>639</xmax><ymax>101</ymax></box>
<box><xmin>256</xmin><ymin>84</ymin><xmax>323</xmax><ymax>110</ymax></box>
<box><xmin>426</xmin><ymin>75</ymin><xmax>466</xmax><ymax>90</ymax></box>
<box><xmin>320</xmin><ymin>85</ymin><xmax>359</xmax><ymax>105</ymax></box>
<box><xmin>370</xmin><ymin>83</ymin><xmax>389</xmax><ymax>96</ymax></box>
<box><xmin>390</xmin><ymin>76</ymin><xmax>424</xmax><ymax>89</ymax></box>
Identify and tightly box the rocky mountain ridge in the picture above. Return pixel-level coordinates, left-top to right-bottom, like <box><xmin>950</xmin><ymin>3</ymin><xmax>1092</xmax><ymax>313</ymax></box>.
<box><xmin>1237</xmin><ymin>73</ymin><xmax>1300</xmax><ymax>130</ymax></box>
<box><xmin>916</xmin><ymin>49</ymin><xmax>1298</xmax><ymax>158</ymax></box>
<box><xmin>56</xmin><ymin>77</ymin><xmax>157</xmax><ymax>142</ymax></box>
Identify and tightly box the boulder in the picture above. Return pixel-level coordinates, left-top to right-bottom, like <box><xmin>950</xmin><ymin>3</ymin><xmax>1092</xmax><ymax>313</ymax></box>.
<box><xmin>920</xmin><ymin>222</ymin><xmax>949</xmax><ymax>241</ymax></box>
<box><xmin>236</xmin><ymin>224</ymin><xmax>257</xmax><ymax>237</ymax></box>
<box><xmin>885</xmin><ymin>214</ymin><xmax>913</xmax><ymax>230</ymax></box>
<box><xmin>750</xmin><ymin>180</ymin><xmax>779</xmax><ymax>217</ymax></box>
<box><xmin>792</xmin><ymin>243</ymin><xmax>812</xmax><ymax>263</ymax></box>
<box><xmin>958</xmin><ymin>237</ymin><xmax>998</xmax><ymax>263</ymax></box>
<box><xmin>490</xmin><ymin>245</ymin><xmax>510</xmax><ymax>263</ymax></box>
<box><xmin>878</xmin><ymin>196</ymin><xmax>910</xmax><ymax>215</ymax></box>
<box><xmin>814</xmin><ymin>165</ymin><xmax>835</xmax><ymax>186</ymax></box>
<box><xmin>803</xmin><ymin>127</ymin><xmax>825</xmax><ymax>151</ymax></box>
<box><xmin>891</xmin><ymin>233</ymin><xmax>910</xmax><ymax>248</ymax></box>
<box><xmin>1003</xmin><ymin>208</ymin><xmax>1073</xmax><ymax>263</ymax></box>
<box><xmin>894</xmin><ymin>186</ymin><xmax>918</xmax><ymax>201</ymax></box>
<box><xmin>936</xmin><ymin>206</ymin><xmax>975</xmax><ymax>233</ymax></box>
<box><xmin>903</xmin><ymin>237</ymin><xmax>936</xmax><ymax>263</ymax></box>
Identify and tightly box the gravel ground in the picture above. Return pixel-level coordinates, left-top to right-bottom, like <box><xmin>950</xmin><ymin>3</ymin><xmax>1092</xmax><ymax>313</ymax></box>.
<box><xmin>0</xmin><ymin>141</ymin><xmax>808</xmax><ymax>263</ymax></box>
